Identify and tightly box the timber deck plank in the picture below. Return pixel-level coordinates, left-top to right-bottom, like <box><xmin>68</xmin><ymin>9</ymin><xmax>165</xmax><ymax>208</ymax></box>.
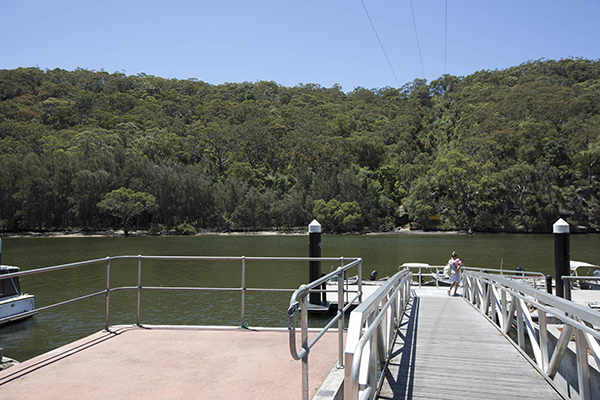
<box><xmin>378</xmin><ymin>288</ymin><xmax>563</xmax><ymax>400</ymax></box>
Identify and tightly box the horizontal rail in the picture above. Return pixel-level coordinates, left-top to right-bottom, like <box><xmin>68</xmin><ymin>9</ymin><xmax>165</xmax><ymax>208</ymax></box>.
<box><xmin>1</xmin><ymin>255</ymin><xmax>359</xmax><ymax>332</ymax></box>
<box><xmin>344</xmin><ymin>269</ymin><xmax>412</xmax><ymax>400</ymax></box>
<box><xmin>561</xmin><ymin>276</ymin><xmax>600</xmax><ymax>281</ymax></box>
<box><xmin>0</xmin><ymin>255</ymin><xmax>359</xmax><ymax>279</ymax></box>
<box><xmin>405</xmin><ymin>264</ymin><xmax>546</xmax><ymax>290</ymax></box>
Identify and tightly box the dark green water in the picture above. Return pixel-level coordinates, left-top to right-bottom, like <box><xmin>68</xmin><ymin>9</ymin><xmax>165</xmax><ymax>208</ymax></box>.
<box><xmin>1</xmin><ymin>233</ymin><xmax>598</xmax><ymax>362</ymax></box>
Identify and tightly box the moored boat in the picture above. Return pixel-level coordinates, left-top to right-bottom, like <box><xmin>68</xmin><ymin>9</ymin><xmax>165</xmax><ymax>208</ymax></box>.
<box><xmin>0</xmin><ymin>266</ymin><xmax>36</xmax><ymax>325</ymax></box>
<box><xmin>570</xmin><ymin>260</ymin><xmax>600</xmax><ymax>290</ymax></box>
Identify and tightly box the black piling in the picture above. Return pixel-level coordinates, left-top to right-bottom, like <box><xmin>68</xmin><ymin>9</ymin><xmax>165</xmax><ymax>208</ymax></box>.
<box><xmin>308</xmin><ymin>220</ymin><xmax>322</xmax><ymax>305</ymax></box>
<box><xmin>553</xmin><ymin>218</ymin><xmax>570</xmax><ymax>298</ymax></box>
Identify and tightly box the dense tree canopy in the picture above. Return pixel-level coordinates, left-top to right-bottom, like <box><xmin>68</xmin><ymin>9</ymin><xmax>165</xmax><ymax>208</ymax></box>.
<box><xmin>0</xmin><ymin>59</ymin><xmax>599</xmax><ymax>234</ymax></box>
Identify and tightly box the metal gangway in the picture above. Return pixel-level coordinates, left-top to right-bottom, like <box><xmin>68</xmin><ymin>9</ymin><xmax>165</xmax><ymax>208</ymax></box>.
<box><xmin>332</xmin><ymin>267</ymin><xmax>599</xmax><ymax>400</ymax></box>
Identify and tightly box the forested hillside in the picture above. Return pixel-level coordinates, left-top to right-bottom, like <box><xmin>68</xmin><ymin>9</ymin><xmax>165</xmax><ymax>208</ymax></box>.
<box><xmin>1</xmin><ymin>58</ymin><xmax>599</xmax><ymax>234</ymax></box>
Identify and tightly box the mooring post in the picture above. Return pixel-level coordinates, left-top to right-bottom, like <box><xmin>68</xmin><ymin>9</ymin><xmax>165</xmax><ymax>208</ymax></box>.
<box><xmin>545</xmin><ymin>275</ymin><xmax>553</xmax><ymax>294</ymax></box>
<box><xmin>308</xmin><ymin>219</ymin><xmax>322</xmax><ymax>305</ymax></box>
<box><xmin>553</xmin><ymin>218</ymin><xmax>570</xmax><ymax>298</ymax></box>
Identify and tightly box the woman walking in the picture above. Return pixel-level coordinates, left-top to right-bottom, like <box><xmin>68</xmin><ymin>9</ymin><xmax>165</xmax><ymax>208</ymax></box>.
<box><xmin>448</xmin><ymin>251</ymin><xmax>462</xmax><ymax>296</ymax></box>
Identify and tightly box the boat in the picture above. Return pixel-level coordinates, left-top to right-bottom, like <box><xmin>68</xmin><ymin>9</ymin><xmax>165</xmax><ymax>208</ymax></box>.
<box><xmin>0</xmin><ymin>265</ymin><xmax>36</xmax><ymax>325</ymax></box>
<box><xmin>570</xmin><ymin>260</ymin><xmax>600</xmax><ymax>290</ymax></box>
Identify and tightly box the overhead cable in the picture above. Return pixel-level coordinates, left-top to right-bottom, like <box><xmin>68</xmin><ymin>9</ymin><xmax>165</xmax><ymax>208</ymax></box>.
<box><xmin>361</xmin><ymin>0</ymin><xmax>401</xmax><ymax>87</ymax></box>
<box><xmin>409</xmin><ymin>0</ymin><xmax>426</xmax><ymax>78</ymax></box>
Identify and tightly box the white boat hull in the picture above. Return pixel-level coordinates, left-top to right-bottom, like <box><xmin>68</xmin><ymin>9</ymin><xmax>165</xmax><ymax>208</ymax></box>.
<box><xmin>0</xmin><ymin>294</ymin><xmax>36</xmax><ymax>324</ymax></box>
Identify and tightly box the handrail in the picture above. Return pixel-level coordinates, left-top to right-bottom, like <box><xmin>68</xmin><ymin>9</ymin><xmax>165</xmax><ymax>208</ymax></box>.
<box><xmin>344</xmin><ymin>268</ymin><xmax>412</xmax><ymax>400</ymax></box>
<box><xmin>462</xmin><ymin>270</ymin><xmax>600</xmax><ymax>400</ymax></box>
<box><xmin>0</xmin><ymin>255</ymin><xmax>360</xmax><ymax>329</ymax></box>
<box><xmin>405</xmin><ymin>264</ymin><xmax>545</xmax><ymax>289</ymax></box>
<box><xmin>561</xmin><ymin>275</ymin><xmax>600</xmax><ymax>301</ymax></box>
<box><xmin>287</xmin><ymin>258</ymin><xmax>363</xmax><ymax>400</ymax></box>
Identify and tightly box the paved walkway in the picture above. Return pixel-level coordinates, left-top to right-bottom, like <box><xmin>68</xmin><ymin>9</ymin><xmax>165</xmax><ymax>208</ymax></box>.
<box><xmin>378</xmin><ymin>288</ymin><xmax>563</xmax><ymax>400</ymax></box>
<box><xmin>0</xmin><ymin>326</ymin><xmax>340</xmax><ymax>399</ymax></box>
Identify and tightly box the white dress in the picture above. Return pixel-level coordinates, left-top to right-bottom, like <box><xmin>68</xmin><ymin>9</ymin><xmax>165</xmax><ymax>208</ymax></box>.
<box><xmin>448</xmin><ymin>261</ymin><xmax>460</xmax><ymax>284</ymax></box>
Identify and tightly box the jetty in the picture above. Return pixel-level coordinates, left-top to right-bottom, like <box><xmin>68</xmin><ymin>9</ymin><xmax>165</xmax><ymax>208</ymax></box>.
<box><xmin>378</xmin><ymin>288</ymin><xmax>561</xmax><ymax>400</ymax></box>
<box><xmin>0</xmin><ymin>255</ymin><xmax>597</xmax><ymax>400</ymax></box>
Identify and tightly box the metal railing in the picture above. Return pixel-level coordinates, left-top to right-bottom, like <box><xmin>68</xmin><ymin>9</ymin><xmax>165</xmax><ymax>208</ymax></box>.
<box><xmin>343</xmin><ymin>268</ymin><xmax>412</xmax><ymax>400</ymax></box>
<box><xmin>0</xmin><ymin>255</ymin><xmax>360</xmax><ymax>329</ymax></box>
<box><xmin>561</xmin><ymin>276</ymin><xmax>600</xmax><ymax>301</ymax></box>
<box><xmin>462</xmin><ymin>270</ymin><xmax>600</xmax><ymax>400</ymax></box>
<box><xmin>287</xmin><ymin>257</ymin><xmax>363</xmax><ymax>400</ymax></box>
<box><xmin>408</xmin><ymin>264</ymin><xmax>546</xmax><ymax>289</ymax></box>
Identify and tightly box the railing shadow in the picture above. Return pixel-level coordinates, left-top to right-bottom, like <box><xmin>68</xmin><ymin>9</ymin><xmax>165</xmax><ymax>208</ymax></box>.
<box><xmin>378</xmin><ymin>294</ymin><xmax>419</xmax><ymax>400</ymax></box>
<box><xmin>0</xmin><ymin>326</ymin><xmax>133</xmax><ymax>385</ymax></box>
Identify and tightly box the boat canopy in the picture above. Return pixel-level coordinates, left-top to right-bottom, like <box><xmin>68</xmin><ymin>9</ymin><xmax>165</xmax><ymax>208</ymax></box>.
<box><xmin>570</xmin><ymin>260</ymin><xmax>600</xmax><ymax>276</ymax></box>
<box><xmin>0</xmin><ymin>266</ymin><xmax>22</xmax><ymax>299</ymax></box>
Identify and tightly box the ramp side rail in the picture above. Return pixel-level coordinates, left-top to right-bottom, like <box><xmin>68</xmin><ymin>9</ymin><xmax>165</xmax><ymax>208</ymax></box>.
<box><xmin>287</xmin><ymin>258</ymin><xmax>364</xmax><ymax>400</ymax></box>
<box><xmin>343</xmin><ymin>268</ymin><xmax>412</xmax><ymax>400</ymax></box>
<box><xmin>463</xmin><ymin>270</ymin><xmax>600</xmax><ymax>400</ymax></box>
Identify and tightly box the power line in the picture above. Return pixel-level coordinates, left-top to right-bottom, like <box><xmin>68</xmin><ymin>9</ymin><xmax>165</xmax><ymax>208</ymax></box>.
<box><xmin>361</xmin><ymin>0</ymin><xmax>401</xmax><ymax>87</ymax></box>
<box><xmin>409</xmin><ymin>0</ymin><xmax>425</xmax><ymax>78</ymax></box>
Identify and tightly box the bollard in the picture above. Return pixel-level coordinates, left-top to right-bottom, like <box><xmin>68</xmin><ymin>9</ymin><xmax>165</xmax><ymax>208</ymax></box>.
<box><xmin>553</xmin><ymin>218</ymin><xmax>570</xmax><ymax>298</ymax></box>
<box><xmin>308</xmin><ymin>220</ymin><xmax>322</xmax><ymax>305</ymax></box>
<box><xmin>546</xmin><ymin>275</ymin><xmax>553</xmax><ymax>294</ymax></box>
<box><xmin>563</xmin><ymin>279</ymin><xmax>572</xmax><ymax>301</ymax></box>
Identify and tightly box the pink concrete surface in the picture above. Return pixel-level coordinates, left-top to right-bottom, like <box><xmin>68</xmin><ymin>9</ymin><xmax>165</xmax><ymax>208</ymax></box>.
<box><xmin>0</xmin><ymin>326</ymin><xmax>342</xmax><ymax>399</ymax></box>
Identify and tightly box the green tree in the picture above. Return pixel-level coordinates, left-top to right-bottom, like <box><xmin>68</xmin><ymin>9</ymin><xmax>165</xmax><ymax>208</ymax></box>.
<box><xmin>97</xmin><ymin>188</ymin><xmax>158</xmax><ymax>235</ymax></box>
<box><xmin>312</xmin><ymin>198</ymin><xmax>362</xmax><ymax>232</ymax></box>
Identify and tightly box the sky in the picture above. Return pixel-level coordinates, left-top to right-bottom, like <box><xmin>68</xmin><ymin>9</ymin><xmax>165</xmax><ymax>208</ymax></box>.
<box><xmin>1</xmin><ymin>0</ymin><xmax>599</xmax><ymax>93</ymax></box>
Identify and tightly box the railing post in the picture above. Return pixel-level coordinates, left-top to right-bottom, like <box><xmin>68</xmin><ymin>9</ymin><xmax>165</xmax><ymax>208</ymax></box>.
<box><xmin>563</xmin><ymin>278</ymin><xmax>572</xmax><ymax>301</ymax></box>
<box><xmin>516</xmin><ymin>297</ymin><xmax>525</xmax><ymax>351</ymax></box>
<box><xmin>338</xmin><ymin>261</ymin><xmax>344</xmax><ymax>368</ymax></box>
<box><xmin>358</xmin><ymin>259</ymin><xmax>363</xmax><ymax>304</ymax></box>
<box><xmin>301</xmin><ymin>291</ymin><xmax>309</xmax><ymax>400</ymax></box>
<box><xmin>104</xmin><ymin>257</ymin><xmax>110</xmax><ymax>331</ymax></box>
<box><xmin>539</xmin><ymin>305</ymin><xmax>549</xmax><ymax>371</ymax></box>
<box><xmin>241</xmin><ymin>256</ymin><xmax>246</xmax><ymax>327</ymax></box>
<box><xmin>576</xmin><ymin>328</ymin><xmax>591</xmax><ymax>400</ymax></box>
<box><xmin>136</xmin><ymin>255</ymin><xmax>142</xmax><ymax>326</ymax></box>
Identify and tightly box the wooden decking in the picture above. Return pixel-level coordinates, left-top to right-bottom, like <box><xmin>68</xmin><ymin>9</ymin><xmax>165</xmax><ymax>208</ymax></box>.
<box><xmin>378</xmin><ymin>288</ymin><xmax>563</xmax><ymax>400</ymax></box>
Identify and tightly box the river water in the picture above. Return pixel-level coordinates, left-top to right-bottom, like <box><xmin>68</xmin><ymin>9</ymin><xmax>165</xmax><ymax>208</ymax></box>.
<box><xmin>1</xmin><ymin>233</ymin><xmax>598</xmax><ymax>362</ymax></box>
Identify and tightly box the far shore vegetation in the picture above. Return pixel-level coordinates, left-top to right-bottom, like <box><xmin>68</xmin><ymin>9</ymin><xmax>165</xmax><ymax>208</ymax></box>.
<box><xmin>1</xmin><ymin>58</ymin><xmax>599</xmax><ymax>235</ymax></box>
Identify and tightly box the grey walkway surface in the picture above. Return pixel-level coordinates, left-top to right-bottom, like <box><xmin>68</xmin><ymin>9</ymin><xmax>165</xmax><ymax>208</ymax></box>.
<box><xmin>378</xmin><ymin>288</ymin><xmax>563</xmax><ymax>400</ymax></box>
<box><xmin>0</xmin><ymin>326</ymin><xmax>340</xmax><ymax>400</ymax></box>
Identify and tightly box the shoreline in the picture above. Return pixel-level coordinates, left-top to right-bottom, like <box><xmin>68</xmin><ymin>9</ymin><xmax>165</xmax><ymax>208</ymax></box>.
<box><xmin>0</xmin><ymin>227</ymin><xmax>470</xmax><ymax>238</ymax></box>
<box><xmin>2</xmin><ymin>227</ymin><xmax>596</xmax><ymax>238</ymax></box>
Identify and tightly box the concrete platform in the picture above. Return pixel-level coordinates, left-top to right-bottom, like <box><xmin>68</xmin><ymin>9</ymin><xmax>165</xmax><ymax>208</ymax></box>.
<box><xmin>0</xmin><ymin>325</ymin><xmax>342</xmax><ymax>400</ymax></box>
